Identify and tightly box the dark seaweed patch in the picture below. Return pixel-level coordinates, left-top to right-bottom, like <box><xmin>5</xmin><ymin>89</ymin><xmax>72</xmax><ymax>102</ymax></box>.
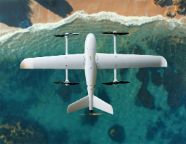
<box><xmin>163</xmin><ymin>68</ymin><xmax>186</xmax><ymax>109</ymax></box>
<box><xmin>119</xmin><ymin>68</ymin><xmax>129</xmax><ymax>81</ymax></box>
<box><xmin>96</xmin><ymin>88</ymin><xmax>110</xmax><ymax>103</ymax></box>
<box><xmin>17</xmin><ymin>70</ymin><xmax>53</xmax><ymax>88</ymax></box>
<box><xmin>155</xmin><ymin>119</ymin><xmax>166</xmax><ymax>129</ymax></box>
<box><xmin>168</xmin><ymin>133</ymin><xmax>186</xmax><ymax>144</ymax></box>
<box><xmin>135</xmin><ymin>85</ymin><xmax>155</xmax><ymax>109</ymax></box>
<box><xmin>136</xmin><ymin>69</ymin><xmax>149</xmax><ymax>86</ymax></box>
<box><xmin>55</xmin><ymin>71</ymin><xmax>82</xmax><ymax>102</ymax></box>
<box><xmin>108</xmin><ymin>124</ymin><xmax>125</xmax><ymax>143</ymax></box>
<box><xmin>146</xmin><ymin>119</ymin><xmax>165</xmax><ymax>140</ymax></box>
<box><xmin>146</xmin><ymin>125</ymin><xmax>158</xmax><ymax>140</ymax></box>
<box><xmin>76</xmin><ymin>139</ymin><xmax>91</xmax><ymax>144</ymax></box>
<box><xmin>135</xmin><ymin>69</ymin><xmax>155</xmax><ymax>109</ymax></box>
<box><xmin>152</xmin><ymin>35</ymin><xmax>186</xmax><ymax>109</ymax></box>
<box><xmin>161</xmin><ymin>130</ymin><xmax>174</xmax><ymax>139</ymax></box>
<box><xmin>56</xmin><ymin>85</ymin><xmax>74</xmax><ymax>102</ymax></box>
<box><xmin>150</xmin><ymin>68</ymin><xmax>163</xmax><ymax>86</ymax></box>
<box><xmin>130</xmin><ymin>44</ymin><xmax>145</xmax><ymax>54</ymax></box>
<box><xmin>0</xmin><ymin>97</ymin><xmax>36</xmax><ymax>119</ymax></box>
<box><xmin>56</xmin><ymin>83</ymin><xmax>82</xmax><ymax>102</ymax></box>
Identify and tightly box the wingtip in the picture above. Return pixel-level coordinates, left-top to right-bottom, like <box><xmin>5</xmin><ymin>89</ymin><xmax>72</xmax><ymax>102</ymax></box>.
<box><xmin>20</xmin><ymin>58</ymin><xmax>33</xmax><ymax>69</ymax></box>
<box><xmin>110</xmin><ymin>107</ymin><xmax>114</xmax><ymax>115</ymax></box>
<box><xmin>67</xmin><ymin>106</ymin><xmax>71</xmax><ymax>113</ymax></box>
<box><xmin>161</xmin><ymin>56</ymin><xmax>168</xmax><ymax>67</ymax></box>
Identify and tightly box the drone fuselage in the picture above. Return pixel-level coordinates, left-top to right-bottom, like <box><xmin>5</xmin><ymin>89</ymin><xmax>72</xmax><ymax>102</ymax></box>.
<box><xmin>85</xmin><ymin>33</ymin><xmax>97</xmax><ymax>111</ymax></box>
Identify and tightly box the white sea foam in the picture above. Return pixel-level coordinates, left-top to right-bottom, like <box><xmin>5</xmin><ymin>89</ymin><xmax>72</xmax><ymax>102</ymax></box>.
<box><xmin>0</xmin><ymin>11</ymin><xmax>185</xmax><ymax>44</ymax></box>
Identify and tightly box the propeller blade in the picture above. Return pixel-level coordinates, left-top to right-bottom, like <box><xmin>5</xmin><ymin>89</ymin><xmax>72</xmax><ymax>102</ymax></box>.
<box><xmin>54</xmin><ymin>33</ymin><xmax>79</xmax><ymax>37</ymax></box>
<box><xmin>102</xmin><ymin>81</ymin><xmax>130</xmax><ymax>85</ymax></box>
<box><xmin>54</xmin><ymin>34</ymin><xmax>65</xmax><ymax>37</ymax></box>
<box><xmin>102</xmin><ymin>32</ymin><xmax>114</xmax><ymax>34</ymax></box>
<box><xmin>53</xmin><ymin>81</ymin><xmax>79</xmax><ymax>86</ymax></box>
<box><xmin>67</xmin><ymin>82</ymin><xmax>80</xmax><ymax>85</ymax></box>
<box><xmin>102</xmin><ymin>82</ymin><xmax>114</xmax><ymax>85</ymax></box>
<box><xmin>71</xmin><ymin>33</ymin><xmax>79</xmax><ymax>35</ymax></box>
<box><xmin>102</xmin><ymin>32</ymin><xmax>129</xmax><ymax>35</ymax></box>
<box><xmin>116</xmin><ymin>32</ymin><xmax>129</xmax><ymax>35</ymax></box>
<box><xmin>117</xmin><ymin>81</ymin><xmax>130</xmax><ymax>84</ymax></box>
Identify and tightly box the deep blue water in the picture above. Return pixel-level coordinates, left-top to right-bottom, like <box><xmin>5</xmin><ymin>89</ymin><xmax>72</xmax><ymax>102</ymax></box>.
<box><xmin>0</xmin><ymin>18</ymin><xmax>186</xmax><ymax>144</ymax></box>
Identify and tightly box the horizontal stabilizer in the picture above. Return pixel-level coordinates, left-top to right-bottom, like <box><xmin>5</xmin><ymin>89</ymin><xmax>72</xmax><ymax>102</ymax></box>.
<box><xmin>67</xmin><ymin>96</ymin><xmax>88</xmax><ymax>113</ymax></box>
<box><xmin>93</xmin><ymin>96</ymin><xmax>113</xmax><ymax>115</ymax></box>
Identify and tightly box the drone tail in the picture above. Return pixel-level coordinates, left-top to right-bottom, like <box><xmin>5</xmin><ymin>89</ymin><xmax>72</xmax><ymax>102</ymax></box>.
<box><xmin>67</xmin><ymin>96</ymin><xmax>89</xmax><ymax>113</ymax></box>
<box><xmin>93</xmin><ymin>96</ymin><xmax>113</xmax><ymax>115</ymax></box>
<box><xmin>67</xmin><ymin>95</ymin><xmax>113</xmax><ymax>115</ymax></box>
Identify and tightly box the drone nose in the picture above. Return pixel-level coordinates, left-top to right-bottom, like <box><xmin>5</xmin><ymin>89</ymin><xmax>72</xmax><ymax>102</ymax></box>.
<box><xmin>85</xmin><ymin>33</ymin><xmax>96</xmax><ymax>51</ymax></box>
<box><xmin>87</xmin><ymin>33</ymin><xmax>95</xmax><ymax>38</ymax></box>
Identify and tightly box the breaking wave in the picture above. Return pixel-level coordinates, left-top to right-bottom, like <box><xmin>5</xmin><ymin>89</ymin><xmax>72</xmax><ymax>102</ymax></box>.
<box><xmin>0</xmin><ymin>10</ymin><xmax>185</xmax><ymax>44</ymax></box>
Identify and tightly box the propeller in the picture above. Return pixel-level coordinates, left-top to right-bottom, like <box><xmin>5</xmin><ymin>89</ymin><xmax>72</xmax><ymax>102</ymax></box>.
<box><xmin>54</xmin><ymin>34</ymin><xmax>66</xmax><ymax>37</ymax></box>
<box><xmin>102</xmin><ymin>81</ymin><xmax>130</xmax><ymax>85</ymax></box>
<box><xmin>53</xmin><ymin>80</ymin><xmax>79</xmax><ymax>86</ymax></box>
<box><xmin>80</xmin><ymin>110</ymin><xmax>103</xmax><ymax>116</ymax></box>
<box><xmin>54</xmin><ymin>33</ymin><xmax>79</xmax><ymax>37</ymax></box>
<box><xmin>102</xmin><ymin>31</ymin><xmax>129</xmax><ymax>35</ymax></box>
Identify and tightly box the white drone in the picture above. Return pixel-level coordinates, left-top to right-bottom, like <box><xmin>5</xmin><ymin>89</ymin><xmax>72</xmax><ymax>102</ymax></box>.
<box><xmin>20</xmin><ymin>32</ymin><xmax>167</xmax><ymax>115</ymax></box>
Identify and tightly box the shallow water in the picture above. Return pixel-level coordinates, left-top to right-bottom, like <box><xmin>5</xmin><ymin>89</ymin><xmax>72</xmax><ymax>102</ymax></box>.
<box><xmin>0</xmin><ymin>18</ymin><xmax>186</xmax><ymax>144</ymax></box>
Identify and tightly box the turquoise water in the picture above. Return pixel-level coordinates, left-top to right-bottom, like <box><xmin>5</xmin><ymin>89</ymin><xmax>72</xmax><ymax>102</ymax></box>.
<box><xmin>0</xmin><ymin>18</ymin><xmax>186</xmax><ymax>144</ymax></box>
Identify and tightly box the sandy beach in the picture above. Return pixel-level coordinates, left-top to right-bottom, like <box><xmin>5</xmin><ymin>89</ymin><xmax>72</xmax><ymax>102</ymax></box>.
<box><xmin>0</xmin><ymin>0</ymin><xmax>185</xmax><ymax>34</ymax></box>
<box><xmin>31</xmin><ymin>0</ymin><xmax>185</xmax><ymax>23</ymax></box>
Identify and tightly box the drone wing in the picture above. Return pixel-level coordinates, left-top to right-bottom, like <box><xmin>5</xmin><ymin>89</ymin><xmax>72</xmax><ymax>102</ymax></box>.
<box><xmin>20</xmin><ymin>54</ymin><xmax>85</xmax><ymax>69</ymax></box>
<box><xmin>96</xmin><ymin>54</ymin><xmax>167</xmax><ymax>69</ymax></box>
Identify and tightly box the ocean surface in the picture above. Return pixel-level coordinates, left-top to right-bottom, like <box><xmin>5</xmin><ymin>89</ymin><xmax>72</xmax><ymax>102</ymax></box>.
<box><xmin>0</xmin><ymin>12</ymin><xmax>186</xmax><ymax>144</ymax></box>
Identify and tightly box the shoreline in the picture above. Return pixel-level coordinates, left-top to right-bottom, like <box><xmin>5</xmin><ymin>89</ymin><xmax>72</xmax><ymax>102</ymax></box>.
<box><xmin>0</xmin><ymin>11</ymin><xmax>185</xmax><ymax>44</ymax></box>
<box><xmin>0</xmin><ymin>0</ymin><xmax>186</xmax><ymax>36</ymax></box>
